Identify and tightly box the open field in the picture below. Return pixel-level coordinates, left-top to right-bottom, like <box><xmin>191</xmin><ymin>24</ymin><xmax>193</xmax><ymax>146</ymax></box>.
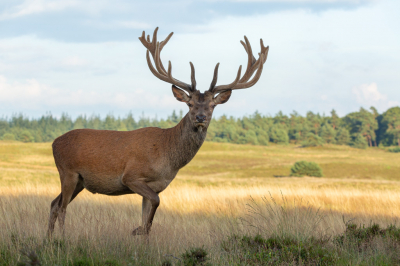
<box><xmin>1</xmin><ymin>141</ymin><xmax>400</xmax><ymax>265</ymax></box>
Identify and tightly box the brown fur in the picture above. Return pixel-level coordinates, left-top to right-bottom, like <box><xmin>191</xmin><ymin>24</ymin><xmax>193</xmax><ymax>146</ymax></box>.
<box><xmin>47</xmin><ymin>89</ymin><xmax>231</xmax><ymax>236</ymax></box>
<box><xmin>48</xmin><ymin>27</ymin><xmax>268</xmax><ymax>236</ymax></box>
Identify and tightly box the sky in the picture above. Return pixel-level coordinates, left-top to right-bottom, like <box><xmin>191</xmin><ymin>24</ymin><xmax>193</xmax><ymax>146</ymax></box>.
<box><xmin>0</xmin><ymin>0</ymin><xmax>399</xmax><ymax>119</ymax></box>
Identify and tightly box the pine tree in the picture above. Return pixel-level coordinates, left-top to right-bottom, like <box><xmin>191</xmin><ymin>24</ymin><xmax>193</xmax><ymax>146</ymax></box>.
<box><xmin>330</xmin><ymin>109</ymin><xmax>340</xmax><ymax>130</ymax></box>
<box><xmin>342</xmin><ymin>108</ymin><xmax>378</xmax><ymax>147</ymax></box>
<box><xmin>302</xmin><ymin>132</ymin><xmax>324</xmax><ymax>147</ymax></box>
<box><xmin>269</xmin><ymin>125</ymin><xmax>289</xmax><ymax>144</ymax></box>
<box><xmin>320</xmin><ymin>124</ymin><xmax>336</xmax><ymax>144</ymax></box>
<box><xmin>335</xmin><ymin>128</ymin><xmax>350</xmax><ymax>145</ymax></box>
<box><xmin>379</xmin><ymin>107</ymin><xmax>400</xmax><ymax>146</ymax></box>
<box><xmin>351</xmin><ymin>133</ymin><xmax>368</xmax><ymax>149</ymax></box>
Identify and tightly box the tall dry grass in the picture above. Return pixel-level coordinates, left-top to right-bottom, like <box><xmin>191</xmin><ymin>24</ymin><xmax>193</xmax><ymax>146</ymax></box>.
<box><xmin>2</xmin><ymin>177</ymin><xmax>400</xmax><ymax>264</ymax></box>
<box><xmin>1</xmin><ymin>141</ymin><xmax>400</xmax><ymax>264</ymax></box>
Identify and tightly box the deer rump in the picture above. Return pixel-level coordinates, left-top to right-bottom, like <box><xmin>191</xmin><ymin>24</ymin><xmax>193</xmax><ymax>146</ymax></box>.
<box><xmin>52</xmin><ymin>128</ymin><xmax>177</xmax><ymax>196</ymax></box>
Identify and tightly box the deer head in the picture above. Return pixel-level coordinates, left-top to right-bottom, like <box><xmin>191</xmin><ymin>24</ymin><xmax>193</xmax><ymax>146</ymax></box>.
<box><xmin>139</xmin><ymin>27</ymin><xmax>269</xmax><ymax>130</ymax></box>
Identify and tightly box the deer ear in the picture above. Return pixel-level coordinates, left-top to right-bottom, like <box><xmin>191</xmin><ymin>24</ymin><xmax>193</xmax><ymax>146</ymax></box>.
<box><xmin>172</xmin><ymin>85</ymin><xmax>190</xmax><ymax>102</ymax></box>
<box><xmin>214</xmin><ymin>90</ymin><xmax>232</xmax><ymax>105</ymax></box>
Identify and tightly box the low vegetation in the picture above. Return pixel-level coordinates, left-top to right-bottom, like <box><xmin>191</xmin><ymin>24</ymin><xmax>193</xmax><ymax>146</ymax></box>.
<box><xmin>388</xmin><ymin>146</ymin><xmax>400</xmax><ymax>153</ymax></box>
<box><xmin>1</xmin><ymin>141</ymin><xmax>400</xmax><ymax>265</ymax></box>
<box><xmin>290</xmin><ymin>161</ymin><xmax>323</xmax><ymax>177</ymax></box>
<box><xmin>222</xmin><ymin>222</ymin><xmax>400</xmax><ymax>265</ymax></box>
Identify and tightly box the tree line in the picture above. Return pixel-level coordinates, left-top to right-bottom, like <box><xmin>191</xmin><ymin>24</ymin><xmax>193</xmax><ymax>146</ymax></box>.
<box><xmin>0</xmin><ymin>107</ymin><xmax>399</xmax><ymax>149</ymax></box>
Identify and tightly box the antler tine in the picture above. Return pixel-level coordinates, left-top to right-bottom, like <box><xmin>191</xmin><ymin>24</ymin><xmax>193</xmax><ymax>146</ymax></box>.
<box><xmin>209</xmin><ymin>36</ymin><xmax>268</xmax><ymax>93</ymax></box>
<box><xmin>209</xmin><ymin>63</ymin><xmax>220</xmax><ymax>90</ymax></box>
<box><xmin>239</xmin><ymin>36</ymin><xmax>257</xmax><ymax>83</ymax></box>
<box><xmin>166</xmin><ymin>61</ymin><xmax>194</xmax><ymax>93</ymax></box>
<box><xmin>189</xmin><ymin>62</ymin><xmax>196</xmax><ymax>91</ymax></box>
<box><xmin>231</xmin><ymin>54</ymin><xmax>264</xmax><ymax>90</ymax></box>
<box><xmin>160</xmin><ymin>32</ymin><xmax>173</xmax><ymax>50</ymax></box>
<box><xmin>139</xmin><ymin>27</ymin><xmax>196</xmax><ymax>93</ymax></box>
<box><xmin>212</xmin><ymin>65</ymin><xmax>242</xmax><ymax>93</ymax></box>
<box><xmin>145</xmin><ymin>50</ymin><xmax>171</xmax><ymax>83</ymax></box>
<box><xmin>154</xmin><ymin>42</ymin><xmax>167</xmax><ymax>75</ymax></box>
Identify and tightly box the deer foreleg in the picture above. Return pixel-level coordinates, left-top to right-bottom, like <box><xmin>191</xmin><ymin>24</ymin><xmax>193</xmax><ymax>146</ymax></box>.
<box><xmin>124</xmin><ymin>181</ymin><xmax>160</xmax><ymax>235</ymax></box>
<box><xmin>142</xmin><ymin>197</ymin><xmax>152</xmax><ymax>227</ymax></box>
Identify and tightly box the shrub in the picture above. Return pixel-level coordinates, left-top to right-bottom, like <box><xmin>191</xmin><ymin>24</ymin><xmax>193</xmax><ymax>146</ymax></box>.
<box><xmin>2</xmin><ymin>133</ymin><xmax>15</xmax><ymax>141</ymax></box>
<box><xmin>19</xmin><ymin>131</ymin><xmax>34</xmax><ymax>143</ymax></box>
<box><xmin>388</xmin><ymin>147</ymin><xmax>400</xmax><ymax>153</ymax></box>
<box><xmin>290</xmin><ymin>161</ymin><xmax>323</xmax><ymax>177</ymax></box>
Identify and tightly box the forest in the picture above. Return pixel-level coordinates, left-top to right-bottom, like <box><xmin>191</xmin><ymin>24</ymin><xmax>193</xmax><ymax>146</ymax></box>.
<box><xmin>0</xmin><ymin>106</ymin><xmax>399</xmax><ymax>149</ymax></box>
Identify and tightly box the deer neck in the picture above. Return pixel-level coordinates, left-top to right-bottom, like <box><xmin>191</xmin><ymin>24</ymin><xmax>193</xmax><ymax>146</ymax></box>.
<box><xmin>166</xmin><ymin>113</ymin><xmax>207</xmax><ymax>170</ymax></box>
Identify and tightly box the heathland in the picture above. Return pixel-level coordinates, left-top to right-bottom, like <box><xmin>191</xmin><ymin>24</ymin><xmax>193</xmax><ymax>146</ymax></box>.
<box><xmin>1</xmin><ymin>141</ymin><xmax>400</xmax><ymax>265</ymax></box>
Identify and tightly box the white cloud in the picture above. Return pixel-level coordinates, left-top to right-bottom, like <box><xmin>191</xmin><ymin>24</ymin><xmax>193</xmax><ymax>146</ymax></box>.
<box><xmin>113</xmin><ymin>21</ymin><xmax>152</xmax><ymax>29</ymax></box>
<box><xmin>0</xmin><ymin>0</ymin><xmax>79</xmax><ymax>20</ymax></box>
<box><xmin>0</xmin><ymin>75</ymin><xmax>180</xmax><ymax>111</ymax></box>
<box><xmin>353</xmin><ymin>83</ymin><xmax>383</xmax><ymax>102</ymax></box>
<box><xmin>0</xmin><ymin>75</ymin><xmax>55</xmax><ymax>100</ymax></box>
<box><xmin>352</xmin><ymin>83</ymin><xmax>399</xmax><ymax>111</ymax></box>
<box><xmin>217</xmin><ymin>0</ymin><xmax>372</xmax><ymax>2</ymax></box>
<box><xmin>62</xmin><ymin>56</ymin><xmax>87</xmax><ymax>66</ymax></box>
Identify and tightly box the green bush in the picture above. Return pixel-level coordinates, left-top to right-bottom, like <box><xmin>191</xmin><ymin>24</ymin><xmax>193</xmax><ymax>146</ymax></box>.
<box><xmin>19</xmin><ymin>131</ymin><xmax>34</xmax><ymax>143</ymax></box>
<box><xmin>290</xmin><ymin>161</ymin><xmax>323</xmax><ymax>177</ymax></box>
<box><xmin>388</xmin><ymin>147</ymin><xmax>400</xmax><ymax>153</ymax></box>
<box><xmin>1</xmin><ymin>133</ymin><xmax>15</xmax><ymax>141</ymax></box>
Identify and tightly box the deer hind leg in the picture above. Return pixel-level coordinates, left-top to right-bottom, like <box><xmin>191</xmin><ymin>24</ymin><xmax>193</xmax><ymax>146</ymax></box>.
<box><xmin>48</xmin><ymin>193</ymin><xmax>62</xmax><ymax>236</ymax></box>
<box><xmin>48</xmin><ymin>172</ymin><xmax>83</xmax><ymax>236</ymax></box>
<box><xmin>124</xmin><ymin>181</ymin><xmax>160</xmax><ymax>235</ymax></box>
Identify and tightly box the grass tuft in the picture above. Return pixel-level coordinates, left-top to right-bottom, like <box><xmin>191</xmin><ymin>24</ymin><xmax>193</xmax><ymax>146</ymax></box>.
<box><xmin>180</xmin><ymin>247</ymin><xmax>210</xmax><ymax>266</ymax></box>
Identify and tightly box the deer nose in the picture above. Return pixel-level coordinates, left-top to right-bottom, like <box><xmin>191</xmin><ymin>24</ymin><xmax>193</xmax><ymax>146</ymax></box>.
<box><xmin>196</xmin><ymin>115</ymin><xmax>206</xmax><ymax>122</ymax></box>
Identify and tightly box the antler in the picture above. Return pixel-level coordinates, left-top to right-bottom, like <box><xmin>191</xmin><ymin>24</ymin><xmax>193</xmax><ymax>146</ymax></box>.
<box><xmin>139</xmin><ymin>27</ymin><xmax>197</xmax><ymax>94</ymax></box>
<box><xmin>209</xmin><ymin>36</ymin><xmax>269</xmax><ymax>94</ymax></box>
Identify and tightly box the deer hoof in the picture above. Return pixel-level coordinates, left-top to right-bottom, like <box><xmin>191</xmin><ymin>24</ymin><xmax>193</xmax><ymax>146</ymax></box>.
<box><xmin>132</xmin><ymin>226</ymin><xmax>147</xmax><ymax>235</ymax></box>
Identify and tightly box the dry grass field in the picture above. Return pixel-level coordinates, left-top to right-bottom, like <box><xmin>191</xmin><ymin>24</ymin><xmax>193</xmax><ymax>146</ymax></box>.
<box><xmin>1</xmin><ymin>140</ymin><xmax>400</xmax><ymax>265</ymax></box>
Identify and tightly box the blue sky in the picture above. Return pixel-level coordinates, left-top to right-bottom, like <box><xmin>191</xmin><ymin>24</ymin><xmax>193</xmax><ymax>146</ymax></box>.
<box><xmin>0</xmin><ymin>0</ymin><xmax>399</xmax><ymax>119</ymax></box>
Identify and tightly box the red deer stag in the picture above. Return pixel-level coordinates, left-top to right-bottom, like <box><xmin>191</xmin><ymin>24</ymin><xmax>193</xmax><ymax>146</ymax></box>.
<box><xmin>48</xmin><ymin>27</ymin><xmax>269</xmax><ymax>236</ymax></box>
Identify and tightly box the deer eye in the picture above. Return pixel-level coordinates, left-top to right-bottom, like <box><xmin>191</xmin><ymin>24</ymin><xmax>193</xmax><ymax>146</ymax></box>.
<box><xmin>187</xmin><ymin>103</ymin><xmax>193</xmax><ymax>107</ymax></box>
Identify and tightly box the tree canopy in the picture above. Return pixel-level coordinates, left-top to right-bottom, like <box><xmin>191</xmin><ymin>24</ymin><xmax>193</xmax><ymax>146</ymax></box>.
<box><xmin>1</xmin><ymin>106</ymin><xmax>399</xmax><ymax>148</ymax></box>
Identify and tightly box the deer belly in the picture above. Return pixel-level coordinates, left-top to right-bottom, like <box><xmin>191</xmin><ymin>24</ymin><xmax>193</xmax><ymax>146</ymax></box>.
<box><xmin>82</xmin><ymin>175</ymin><xmax>129</xmax><ymax>195</ymax></box>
